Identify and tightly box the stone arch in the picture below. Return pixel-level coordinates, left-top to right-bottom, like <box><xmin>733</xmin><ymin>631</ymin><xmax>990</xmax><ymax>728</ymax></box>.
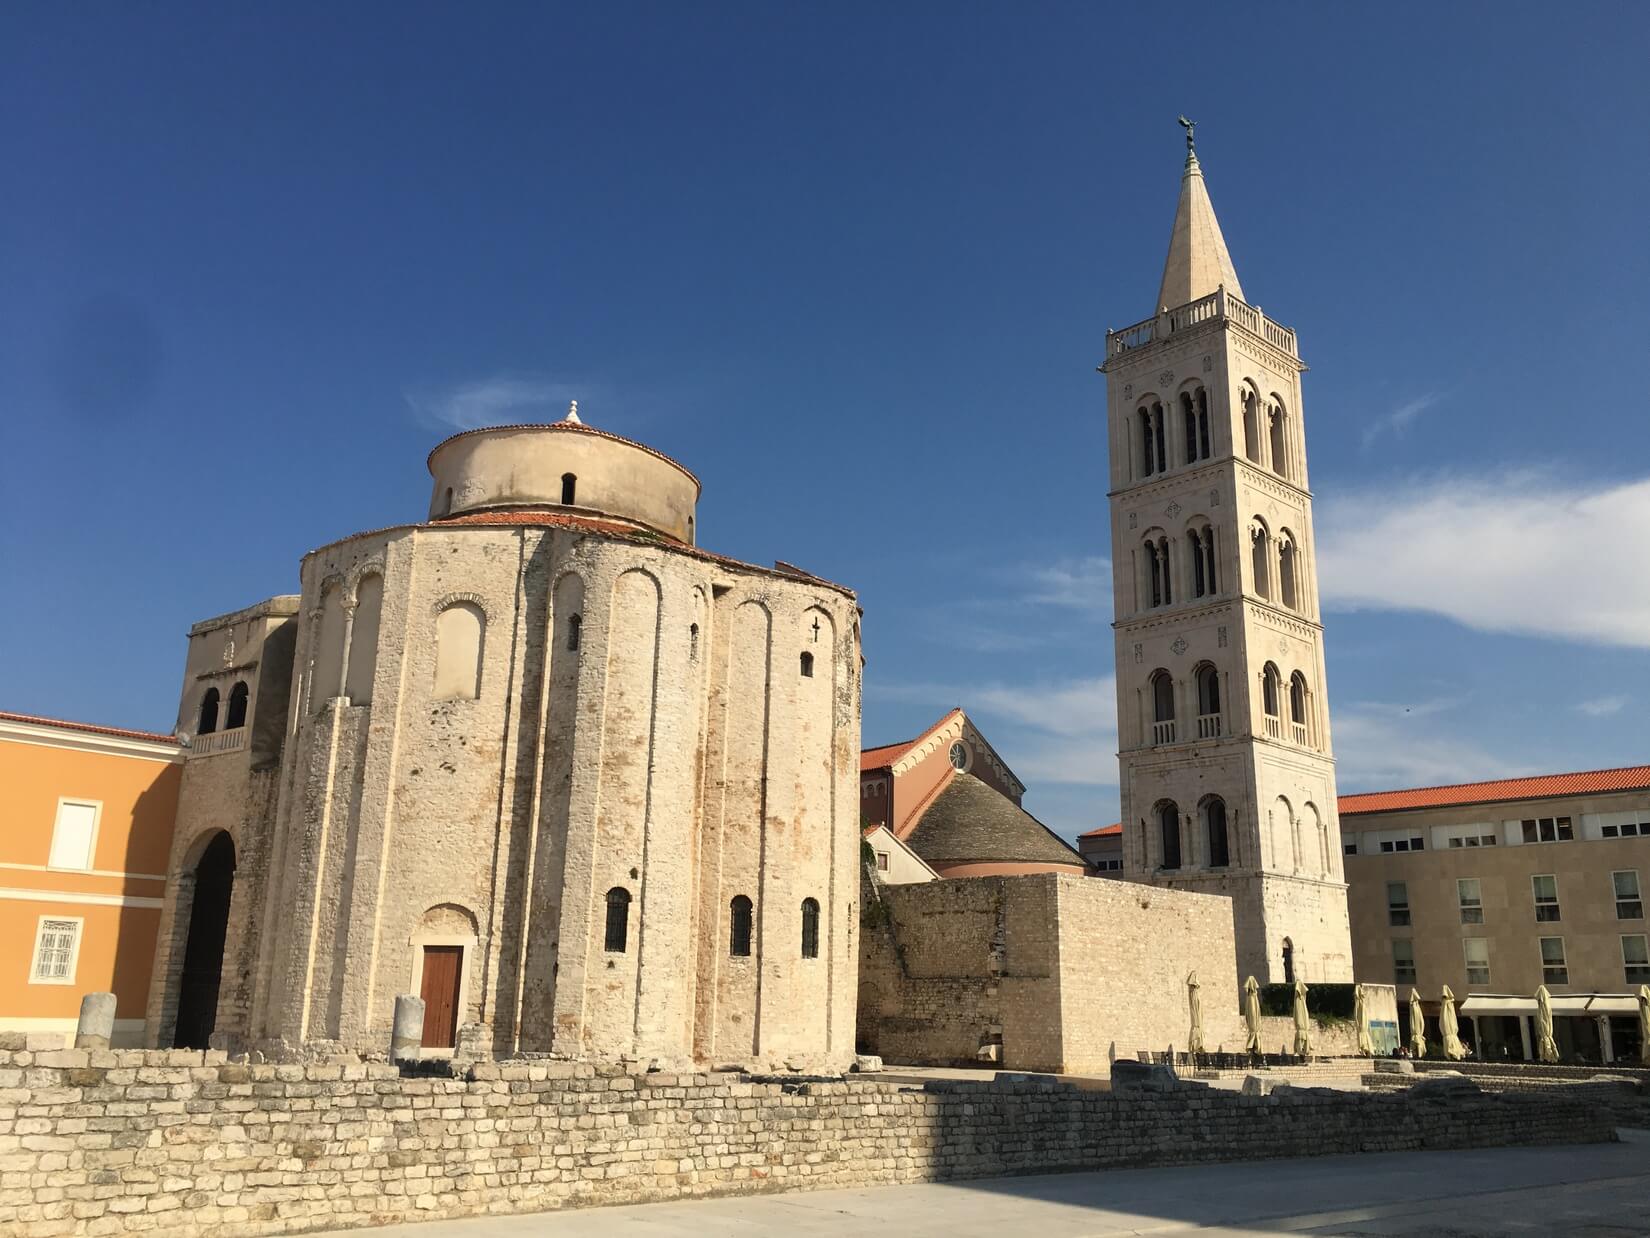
<box><xmin>1304</xmin><ymin>801</ymin><xmax>1327</xmax><ymax>878</ymax></box>
<box><xmin>409</xmin><ymin>902</ymin><xmax>480</xmax><ymax>1051</ymax></box>
<box><xmin>169</xmin><ymin>829</ymin><xmax>237</xmax><ymax>1049</ymax></box>
<box><xmin>1268</xmin><ymin>392</ymin><xmax>1291</xmax><ymax>478</ymax></box>
<box><xmin>312</xmin><ymin>581</ymin><xmax>346</xmax><ymax>712</ymax></box>
<box><xmin>345</xmin><ymin>572</ymin><xmax>383</xmax><ymax>703</ymax></box>
<box><xmin>433</xmin><ymin>601</ymin><xmax>485</xmax><ymax>700</ymax></box>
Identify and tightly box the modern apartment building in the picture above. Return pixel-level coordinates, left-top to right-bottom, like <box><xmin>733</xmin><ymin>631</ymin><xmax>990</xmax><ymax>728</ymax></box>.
<box><xmin>1342</xmin><ymin>765</ymin><xmax>1650</xmax><ymax>1063</ymax></box>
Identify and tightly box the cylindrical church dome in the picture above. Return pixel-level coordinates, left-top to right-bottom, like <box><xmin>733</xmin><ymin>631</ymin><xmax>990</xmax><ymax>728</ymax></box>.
<box><xmin>426</xmin><ymin>410</ymin><xmax>701</xmax><ymax>543</ymax></box>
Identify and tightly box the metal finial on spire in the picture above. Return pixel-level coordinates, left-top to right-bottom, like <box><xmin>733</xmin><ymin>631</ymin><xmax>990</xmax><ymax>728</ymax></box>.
<box><xmin>1177</xmin><ymin>115</ymin><xmax>1197</xmax><ymax>162</ymax></box>
<box><xmin>564</xmin><ymin>399</ymin><xmax>581</xmax><ymax>424</ymax></box>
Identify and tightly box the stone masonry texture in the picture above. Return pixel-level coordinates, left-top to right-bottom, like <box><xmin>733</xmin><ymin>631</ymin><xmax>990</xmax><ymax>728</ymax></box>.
<box><xmin>0</xmin><ymin>1047</ymin><xmax>1612</xmax><ymax>1237</ymax></box>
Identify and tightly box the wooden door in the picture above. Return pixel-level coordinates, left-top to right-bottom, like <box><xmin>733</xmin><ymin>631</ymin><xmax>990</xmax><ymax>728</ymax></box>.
<box><xmin>419</xmin><ymin>947</ymin><xmax>463</xmax><ymax>1049</ymax></box>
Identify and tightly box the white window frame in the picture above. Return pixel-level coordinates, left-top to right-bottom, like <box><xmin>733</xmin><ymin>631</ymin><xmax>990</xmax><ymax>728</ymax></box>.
<box><xmin>1463</xmin><ymin>937</ymin><xmax>1490</xmax><ymax>986</ymax></box>
<box><xmin>29</xmin><ymin>915</ymin><xmax>84</xmax><ymax>985</ymax></box>
<box><xmin>47</xmin><ymin>798</ymin><xmax>103</xmax><ymax>872</ymax></box>
<box><xmin>1532</xmin><ymin>873</ymin><xmax>1561</xmax><ymax>922</ymax></box>
<box><xmin>1623</xmin><ymin>934</ymin><xmax>1650</xmax><ymax>984</ymax></box>
<box><xmin>1538</xmin><ymin>935</ymin><xmax>1568</xmax><ymax>985</ymax></box>
<box><xmin>1613</xmin><ymin>870</ymin><xmax>1643</xmax><ymax>920</ymax></box>
<box><xmin>1457</xmin><ymin>877</ymin><xmax>1484</xmax><ymax>925</ymax></box>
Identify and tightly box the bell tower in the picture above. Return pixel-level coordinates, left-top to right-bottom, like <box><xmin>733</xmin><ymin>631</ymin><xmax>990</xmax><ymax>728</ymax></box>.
<box><xmin>1100</xmin><ymin>123</ymin><xmax>1351</xmax><ymax>984</ymax></box>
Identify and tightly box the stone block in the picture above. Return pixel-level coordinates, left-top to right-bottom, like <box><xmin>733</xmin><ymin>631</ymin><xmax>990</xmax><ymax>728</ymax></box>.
<box><xmin>76</xmin><ymin>994</ymin><xmax>119</xmax><ymax>1050</ymax></box>
<box><xmin>851</xmin><ymin>1055</ymin><xmax>883</xmax><ymax>1074</ymax></box>
<box><xmin>1109</xmin><ymin>1060</ymin><xmax>1179</xmax><ymax>1092</ymax></box>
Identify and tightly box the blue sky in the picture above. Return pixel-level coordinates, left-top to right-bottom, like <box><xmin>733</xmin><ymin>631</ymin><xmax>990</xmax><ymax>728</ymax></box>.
<box><xmin>3</xmin><ymin>3</ymin><xmax>1647</xmax><ymax>839</ymax></box>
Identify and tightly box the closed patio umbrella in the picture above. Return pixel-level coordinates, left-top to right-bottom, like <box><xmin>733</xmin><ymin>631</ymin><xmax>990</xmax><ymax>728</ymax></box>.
<box><xmin>1439</xmin><ymin>985</ymin><xmax>1466</xmax><ymax>1060</ymax></box>
<box><xmin>1409</xmin><ymin>987</ymin><xmax>1427</xmax><ymax>1058</ymax></box>
<box><xmin>1354</xmin><ymin>984</ymin><xmax>1374</xmax><ymax>1056</ymax></box>
<box><xmin>1292</xmin><ymin>978</ymin><xmax>1312</xmax><ymax>1056</ymax></box>
<box><xmin>1535</xmin><ymin>984</ymin><xmax>1559</xmax><ymax>1063</ymax></box>
<box><xmin>1244</xmin><ymin>975</ymin><xmax>1262</xmax><ymax>1056</ymax></box>
<box><xmin>1639</xmin><ymin>985</ymin><xmax>1650</xmax><ymax>1066</ymax></box>
<box><xmin>1187</xmin><ymin>970</ymin><xmax>1205</xmax><ymax>1055</ymax></box>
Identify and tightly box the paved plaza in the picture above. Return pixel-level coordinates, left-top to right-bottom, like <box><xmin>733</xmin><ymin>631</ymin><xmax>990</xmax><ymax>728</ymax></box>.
<box><xmin>314</xmin><ymin>1128</ymin><xmax>1650</xmax><ymax>1237</ymax></box>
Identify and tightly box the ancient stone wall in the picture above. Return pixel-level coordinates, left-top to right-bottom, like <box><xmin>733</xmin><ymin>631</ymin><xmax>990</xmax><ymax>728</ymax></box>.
<box><xmin>858</xmin><ymin>873</ymin><xmax>1245</xmax><ymax>1073</ymax></box>
<box><xmin>0</xmin><ymin>1047</ymin><xmax>1612</xmax><ymax>1238</ymax></box>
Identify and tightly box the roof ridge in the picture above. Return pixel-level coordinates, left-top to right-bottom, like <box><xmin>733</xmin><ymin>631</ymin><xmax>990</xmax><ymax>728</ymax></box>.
<box><xmin>0</xmin><ymin>710</ymin><xmax>178</xmax><ymax>746</ymax></box>
<box><xmin>1343</xmin><ymin>762</ymin><xmax>1650</xmax><ymax>800</ymax></box>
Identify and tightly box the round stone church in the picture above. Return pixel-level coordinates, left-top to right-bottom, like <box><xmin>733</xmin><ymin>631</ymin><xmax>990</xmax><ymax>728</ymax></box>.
<box><xmin>146</xmin><ymin>409</ymin><xmax>862</xmax><ymax>1071</ymax></box>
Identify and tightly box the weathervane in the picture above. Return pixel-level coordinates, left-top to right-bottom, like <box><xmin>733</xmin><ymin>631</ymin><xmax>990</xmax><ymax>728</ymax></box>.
<box><xmin>1177</xmin><ymin>115</ymin><xmax>1196</xmax><ymax>156</ymax></box>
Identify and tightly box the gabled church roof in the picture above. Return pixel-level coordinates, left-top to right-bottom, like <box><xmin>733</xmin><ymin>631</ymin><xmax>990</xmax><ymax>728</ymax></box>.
<box><xmin>903</xmin><ymin>773</ymin><xmax>1087</xmax><ymax>869</ymax></box>
<box><xmin>1156</xmin><ymin>143</ymin><xmax>1245</xmax><ymax>311</ymax></box>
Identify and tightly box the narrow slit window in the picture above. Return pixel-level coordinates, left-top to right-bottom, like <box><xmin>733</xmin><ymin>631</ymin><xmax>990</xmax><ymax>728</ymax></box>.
<box><xmin>566</xmin><ymin>613</ymin><xmax>582</xmax><ymax>652</ymax></box>
<box><xmin>800</xmin><ymin>651</ymin><xmax>814</xmax><ymax>677</ymax></box>
<box><xmin>603</xmin><ymin>887</ymin><xmax>631</xmax><ymax>953</ymax></box>
<box><xmin>560</xmin><ymin>473</ymin><xmax>577</xmax><ymax>505</ymax></box>
<box><xmin>729</xmin><ymin>896</ymin><xmax>753</xmax><ymax>957</ymax></box>
<box><xmin>800</xmin><ymin>898</ymin><xmax>820</xmax><ymax>959</ymax></box>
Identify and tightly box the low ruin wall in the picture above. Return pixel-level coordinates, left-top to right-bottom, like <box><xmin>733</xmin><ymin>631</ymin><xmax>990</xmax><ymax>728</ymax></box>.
<box><xmin>0</xmin><ymin>1047</ymin><xmax>1616</xmax><ymax>1237</ymax></box>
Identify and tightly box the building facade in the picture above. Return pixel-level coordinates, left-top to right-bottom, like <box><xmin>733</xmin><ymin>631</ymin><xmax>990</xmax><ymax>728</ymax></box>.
<box><xmin>1</xmin><ymin>712</ymin><xmax>182</xmax><ymax>1046</ymax></box>
<box><xmin>1102</xmin><ymin>131</ymin><xmax>1352</xmax><ymax>985</ymax></box>
<box><xmin>1343</xmin><ymin>766</ymin><xmax>1650</xmax><ymax>1063</ymax></box>
<box><xmin>860</xmin><ymin>709</ymin><xmax>1087</xmax><ymax>878</ymax></box>
<box><xmin>148</xmin><ymin>410</ymin><xmax>863</xmax><ymax>1071</ymax></box>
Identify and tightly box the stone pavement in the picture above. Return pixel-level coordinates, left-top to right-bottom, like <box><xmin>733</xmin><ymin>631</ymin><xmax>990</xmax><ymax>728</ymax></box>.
<box><xmin>310</xmin><ymin>1128</ymin><xmax>1650</xmax><ymax>1237</ymax></box>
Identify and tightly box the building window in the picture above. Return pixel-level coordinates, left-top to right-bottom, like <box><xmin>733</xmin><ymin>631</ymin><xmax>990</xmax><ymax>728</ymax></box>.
<box><xmin>1250</xmin><ymin>522</ymin><xmax>1271</xmax><ymax>599</ymax></box>
<box><xmin>1204</xmin><ymin>798</ymin><xmax>1229</xmax><ymax>868</ymax></box>
<box><xmin>1624</xmin><ymin>935</ymin><xmax>1650</xmax><ymax>985</ymax></box>
<box><xmin>875</xmin><ymin>851</ymin><xmax>889</xmax><ymax>872</ymax></box>
<box><xmin>30</xmin><ymin>917</ymin><xmax>81</xmax><ymax>984</ymax></box>
<box><xmin>1387</xmin><ymin>881</ymin><xmax>1411</xmax><ymax>927</ymax></box>
<box><xmin>1457</xmin><ymin>878</ymin><xmax>1484</xmax><ymax>925</ymax></box>
<box><xmin>1092</xmin><ymin>858</ymin><xmax>1123</xmax><ymax>873</ymax></box>
<box><xmin>1520</xmin><ymin>816</ymin><xmax>1573</xmax><ymax>843</ymax></box>
<box><xmin>1137</xmin><ymin>402</ymin><xmax>1166</xmax><ymax>477</ymax></box>
<box><xmin>47</xmin><ymin>800</ymin><xmax>100</xmax><ymax>871</ymax></box>
<box><xmin>566</xmin><ymin>613</ymin><xmax>582</xmax><ymax>652</ymax></box>
<box><xmin>800</xmin><ymin>898</ymin><xmax>820</xmax><ymax>959</ymax></box>
<box><xmin>1242</xmin><ymin>388</ymin><xmax>1262</xmax><ymax>463</ymax></box>
<box><xmin>433</xmin><ymin>601</ymin><xmax>486</xmax><ymax>700</ymax></box>
<box><xmin>560</xmin><ymin>473</ymin><xmax>577</xmax><ymax>505</ymax></box>
<box><xmin>1463</xmin><ymin>937</ymin><xmax>1490</xmax><ymax>986</ymax></box>
<box><xmin>1289</xmin><ymin>671</ymin><xmax>1310</xmax><ymax>745</ymax></box>
<box><xmin>1614</xmin><ymin>871</ymin><xmax>1643</xmax><ymax>919</ymax></box>
<box><xmin>1181</xmin><ymin>389</ymin><xmax>1211</xmax><ymax>464</ymax></box>
<box><xmin>729</xmin><ymin>895</ymin><xmax>753</xmax><ymax>957</ymax></box>
<box><xmin>224</xmin><ymin>680</ymin><xmax>249</xmax><ymax>729</ymax></box>
<box><xmin>1602</xmin><ymin>821</ymin><xmax>1646</xmax><ymax>838</ymax></box>
<box><xmin>603</xmin><ymin>887</ymin><xmax>631</xmax><ymax>953</ymax></box>
<box><xmin>1344</xmin><ymin>840</ymin><xmax>1358</xmax><ymax>856</ymax></box>
<box><xmin>1539</xmin><ymin>936</ymin><xmax>1568</xmax><ymax>985</ymax></box>
<box><xmin>689</xmin><ymin>622</ymin><xmax>699</xmax><ymax>661</ymax></box>
<box><xmin>800</xmin><ymin>651</ymin><xmax>814</xmax><ymax>677</ymax></box>
<box><xmin>1532</xmin><ymin>874</ymin><xmax>1561</xmax><ymax>922</ymax></box>
<box><xmin>1158</xmin><ymin>802</ymin><xmax>1181</xmax><ymax>870</ymax></box>
<box><xmin>1392</xmin><ymin>939</ymin><xmax>1415</xmax><ymax>985</ymax></box>
<box><xmin>1379</xmin><ymin>836</ymin><xmax>1425</xmax><ymax>853</ymax></box>
<box><xmin>1278</xmin><ymin>536</ymin><xmax>1298</xmax><ymax>610</ymax></box>
<box><xmin>1268</xmin><ymin>400</ymin><xmax>1289</xmax><ymax>479</ymax></box>
<box><xmin>198</xmin><ymin>686</ymin><xmax>220</xmax><ymax>735</ymax></box>
<box><xmin>1150</xmin><ymin>669</ymin><xmax>1175</xmax><ymax>744</ymax></box>
<box><xmin>1194</xmin><ymin>663</ymin><xmax>1221</xmax><ymax>737</ymax></box>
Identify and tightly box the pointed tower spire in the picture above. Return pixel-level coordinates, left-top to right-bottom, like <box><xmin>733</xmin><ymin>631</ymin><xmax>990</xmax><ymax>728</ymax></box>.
<box><xmin>1155</xmin><ymin>118</ymin><xmax>1245</xmax><ymax>311</ymax></box>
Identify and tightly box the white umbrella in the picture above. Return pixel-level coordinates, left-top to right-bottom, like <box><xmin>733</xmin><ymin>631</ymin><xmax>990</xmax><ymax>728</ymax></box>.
<box><xmin>1535</xmin><ymin>984</ymin><xmax>1559</xmax><ymax>1063</ymax></box>
<box><xmin>1354</xmin><ymin>984</ymin><xmax>1373</xmax><ymax>1056</ymax></box>
<box><xmin>1439</xmin><ymin>985</ymin><xmax>1466</xmax><ymax>1060</ymax></box>
<box><xmin>1292</xmin><ymin>978</ymin><xmax>1312</xmax><ymax>1057</ymax></box>
<box><xmin>1244</xmin><ymin>975</ymin><xmax>1262</xmax><ymax>1056</ymax></box>
<box><xmin>1636</xmin><ymin>990</ymin><xmax>1650</xmax><ymax>1069</ymax></box>
<box><xmin>1638</xmin><ymin>985</ymin><xmax>1649</xmax><ymax>1066</ymax></box>
<box><xmin>1408</xmin><ymin>988</ymin><xmax>1427</xmax><ymax>1058</ymax></box>
<box><xmin>1186</xmin><ymin>971</ymin><xmax>1205</xmax><ymax>1055</ymax></box>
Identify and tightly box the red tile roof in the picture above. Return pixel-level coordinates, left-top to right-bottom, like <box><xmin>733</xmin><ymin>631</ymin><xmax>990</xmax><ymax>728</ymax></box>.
<box><xmin>0</xmin><ymin>710</ymin><xmax>178</xmax><ymax>747</ymax></box>
<box><xmin>1078</xmin><ymin>822</ymin><xmax>1123</xmax><ymax>839</ymax></box>
<box><xmin>1339</xmin><ymin>765</ymin><xmax>1650</xmax><ymax>816</ymax></box>
<box><xmin>860</xmin><ymin>709</ymin><xmax>963</xmax><ymax>771</ymax></box>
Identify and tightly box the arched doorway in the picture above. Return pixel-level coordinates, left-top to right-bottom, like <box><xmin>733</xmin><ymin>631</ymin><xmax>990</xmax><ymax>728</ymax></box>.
<box><xmin>1281</xmin><ymin>937</ymin><xmax>1296</xmax><ymax>985</ymax></box>
<box><xmin>173</xmin><ymin>832</ymin><xmax>236</xmax><ymax>1049</ymax></box>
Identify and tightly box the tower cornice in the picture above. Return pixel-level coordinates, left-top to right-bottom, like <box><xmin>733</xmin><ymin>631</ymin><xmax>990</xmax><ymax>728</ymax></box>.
<box><xmin>1101</xmin><ymin>288</ymin><xmax>1306</xmax><ymax>377</ymax></box>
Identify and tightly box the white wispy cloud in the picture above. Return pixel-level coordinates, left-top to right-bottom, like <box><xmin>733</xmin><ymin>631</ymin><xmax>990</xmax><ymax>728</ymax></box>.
<box><xmin>1575</xmin><ymin>695</ymin><xmax>1627</xmax><ymax>717</ymax></box>
<box><xmin>1318</xmin><ymin>470</ymin><xmax>1650</xmax><ymax>649</ymax></box>
<box><xmin>1023</xmin><ymin>557</ymin><xmax>1113</xmax><ymax>610</ymax></box>
<box><xmin>404</xmin><ymin>376</ymin><xmax>587</xmax><ymax>431</ymax></box>
<box><xmin>871</xmin><ymin>675</ymin><xmax>1118</xmax><ymax>786</ymax></box>
<box><xmin>1361</xmin><ymin>392</ymin><xmax>1441</xmax><ymax>450</ymax></box>
<box><xmin>1332</xmin><ymin>704</ymin><xmax>1520</xmax><ymax>792</ymax></box>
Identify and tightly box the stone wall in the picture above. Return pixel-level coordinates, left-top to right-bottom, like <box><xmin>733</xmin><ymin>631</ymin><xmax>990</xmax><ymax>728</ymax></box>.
<box><xmin>0</xmin><ymin>1047</ymin><xmax>1612</xmax><ymax>1237</ymax></box>
<box><xmin>858</xmin><ymin>872</ymin><xmax>1247</xmax><ymax>1073</ymax></box>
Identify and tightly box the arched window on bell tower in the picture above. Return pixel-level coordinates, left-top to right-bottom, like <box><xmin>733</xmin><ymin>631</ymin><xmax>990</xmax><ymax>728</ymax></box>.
<box><xmin>1158</xmin><ymin>802</ymin><xmax>1182</xmax><ymax>870</ymax></box>
<box><xmin>1262</xmin><ymin>663</ymin><xmax>1283</xmax><ymax>739</ymax></box>
<box><xmin>1268</xmin><ymin>396</ymin><xmax>1290</xmax><ymax>479</ymax></box>
<box><xmin>1204</xmin><ymin>797</ymin><xmax>1230</xmax><ymax>868</ymax></box>
<box><xmin>1194</xmin><ymin>662</ymin><xmax>1221</xmax><ymax>738</ymax></box>
<box><xmin>1278</xmin><ymin>532</ymin><xmax>1299</xmax><ymax>611</ymax></box>
<box><xmin>1242</xmin><ymin>387</ymin><xmax>1262</xmax><ymax>464</ymax></box>
<box><xmin>1250</xmin><ymin>520</ymin><xmax>1271</xmax><ymax>600</ymax></box>
<box><xmin>1150</xmin><ymin>668</ymin><xmax>1176</xmax><ymax>745</ymax></box>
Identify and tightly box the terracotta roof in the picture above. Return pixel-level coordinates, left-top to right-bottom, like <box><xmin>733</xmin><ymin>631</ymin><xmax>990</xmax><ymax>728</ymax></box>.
<box><xmin>306</xmin><ymin>511</ymin><xmax>856</xmax><ymax>600</ymax></box>
<box><xmin>1078</xmin><ymin>823</ymin><xmax>1123</xmax><ymax>839</ymax></box>
<box><xmin>0</xmin><ymin>710</ymin><xmax>178</xmax><ymax>747</ymax></box>
<box><xmin>902</xmin><ymin>772</ymin><xmax>1086</xmax><ymax>869</ymax></box>
<box><xmin>425</xmin><ymin>420</ymin><xmax>702</xmax><ymax>494</ymax></box>
<box><xmin>860</xmin><ymin>709</ymin><xmax>963</xmax><ymax>772</ymax></box>
<box><xmin>1339</xmin><ymin>765</ymin><xmax>1650</xmax><ymax>816</ymax></box>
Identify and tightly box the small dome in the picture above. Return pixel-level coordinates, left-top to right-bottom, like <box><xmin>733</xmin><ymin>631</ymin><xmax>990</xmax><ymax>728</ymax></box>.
<box><xmin>426</xmin><ymin>419</ymin><xmax>700</xmax><ymax>543</ymax></box>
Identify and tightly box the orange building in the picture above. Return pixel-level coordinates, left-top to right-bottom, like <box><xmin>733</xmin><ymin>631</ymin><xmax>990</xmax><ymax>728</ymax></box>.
<box><xmin>0</xmin><ymin>711</ymin><xmax>182</xmax><ymax>1046</ymax></box>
